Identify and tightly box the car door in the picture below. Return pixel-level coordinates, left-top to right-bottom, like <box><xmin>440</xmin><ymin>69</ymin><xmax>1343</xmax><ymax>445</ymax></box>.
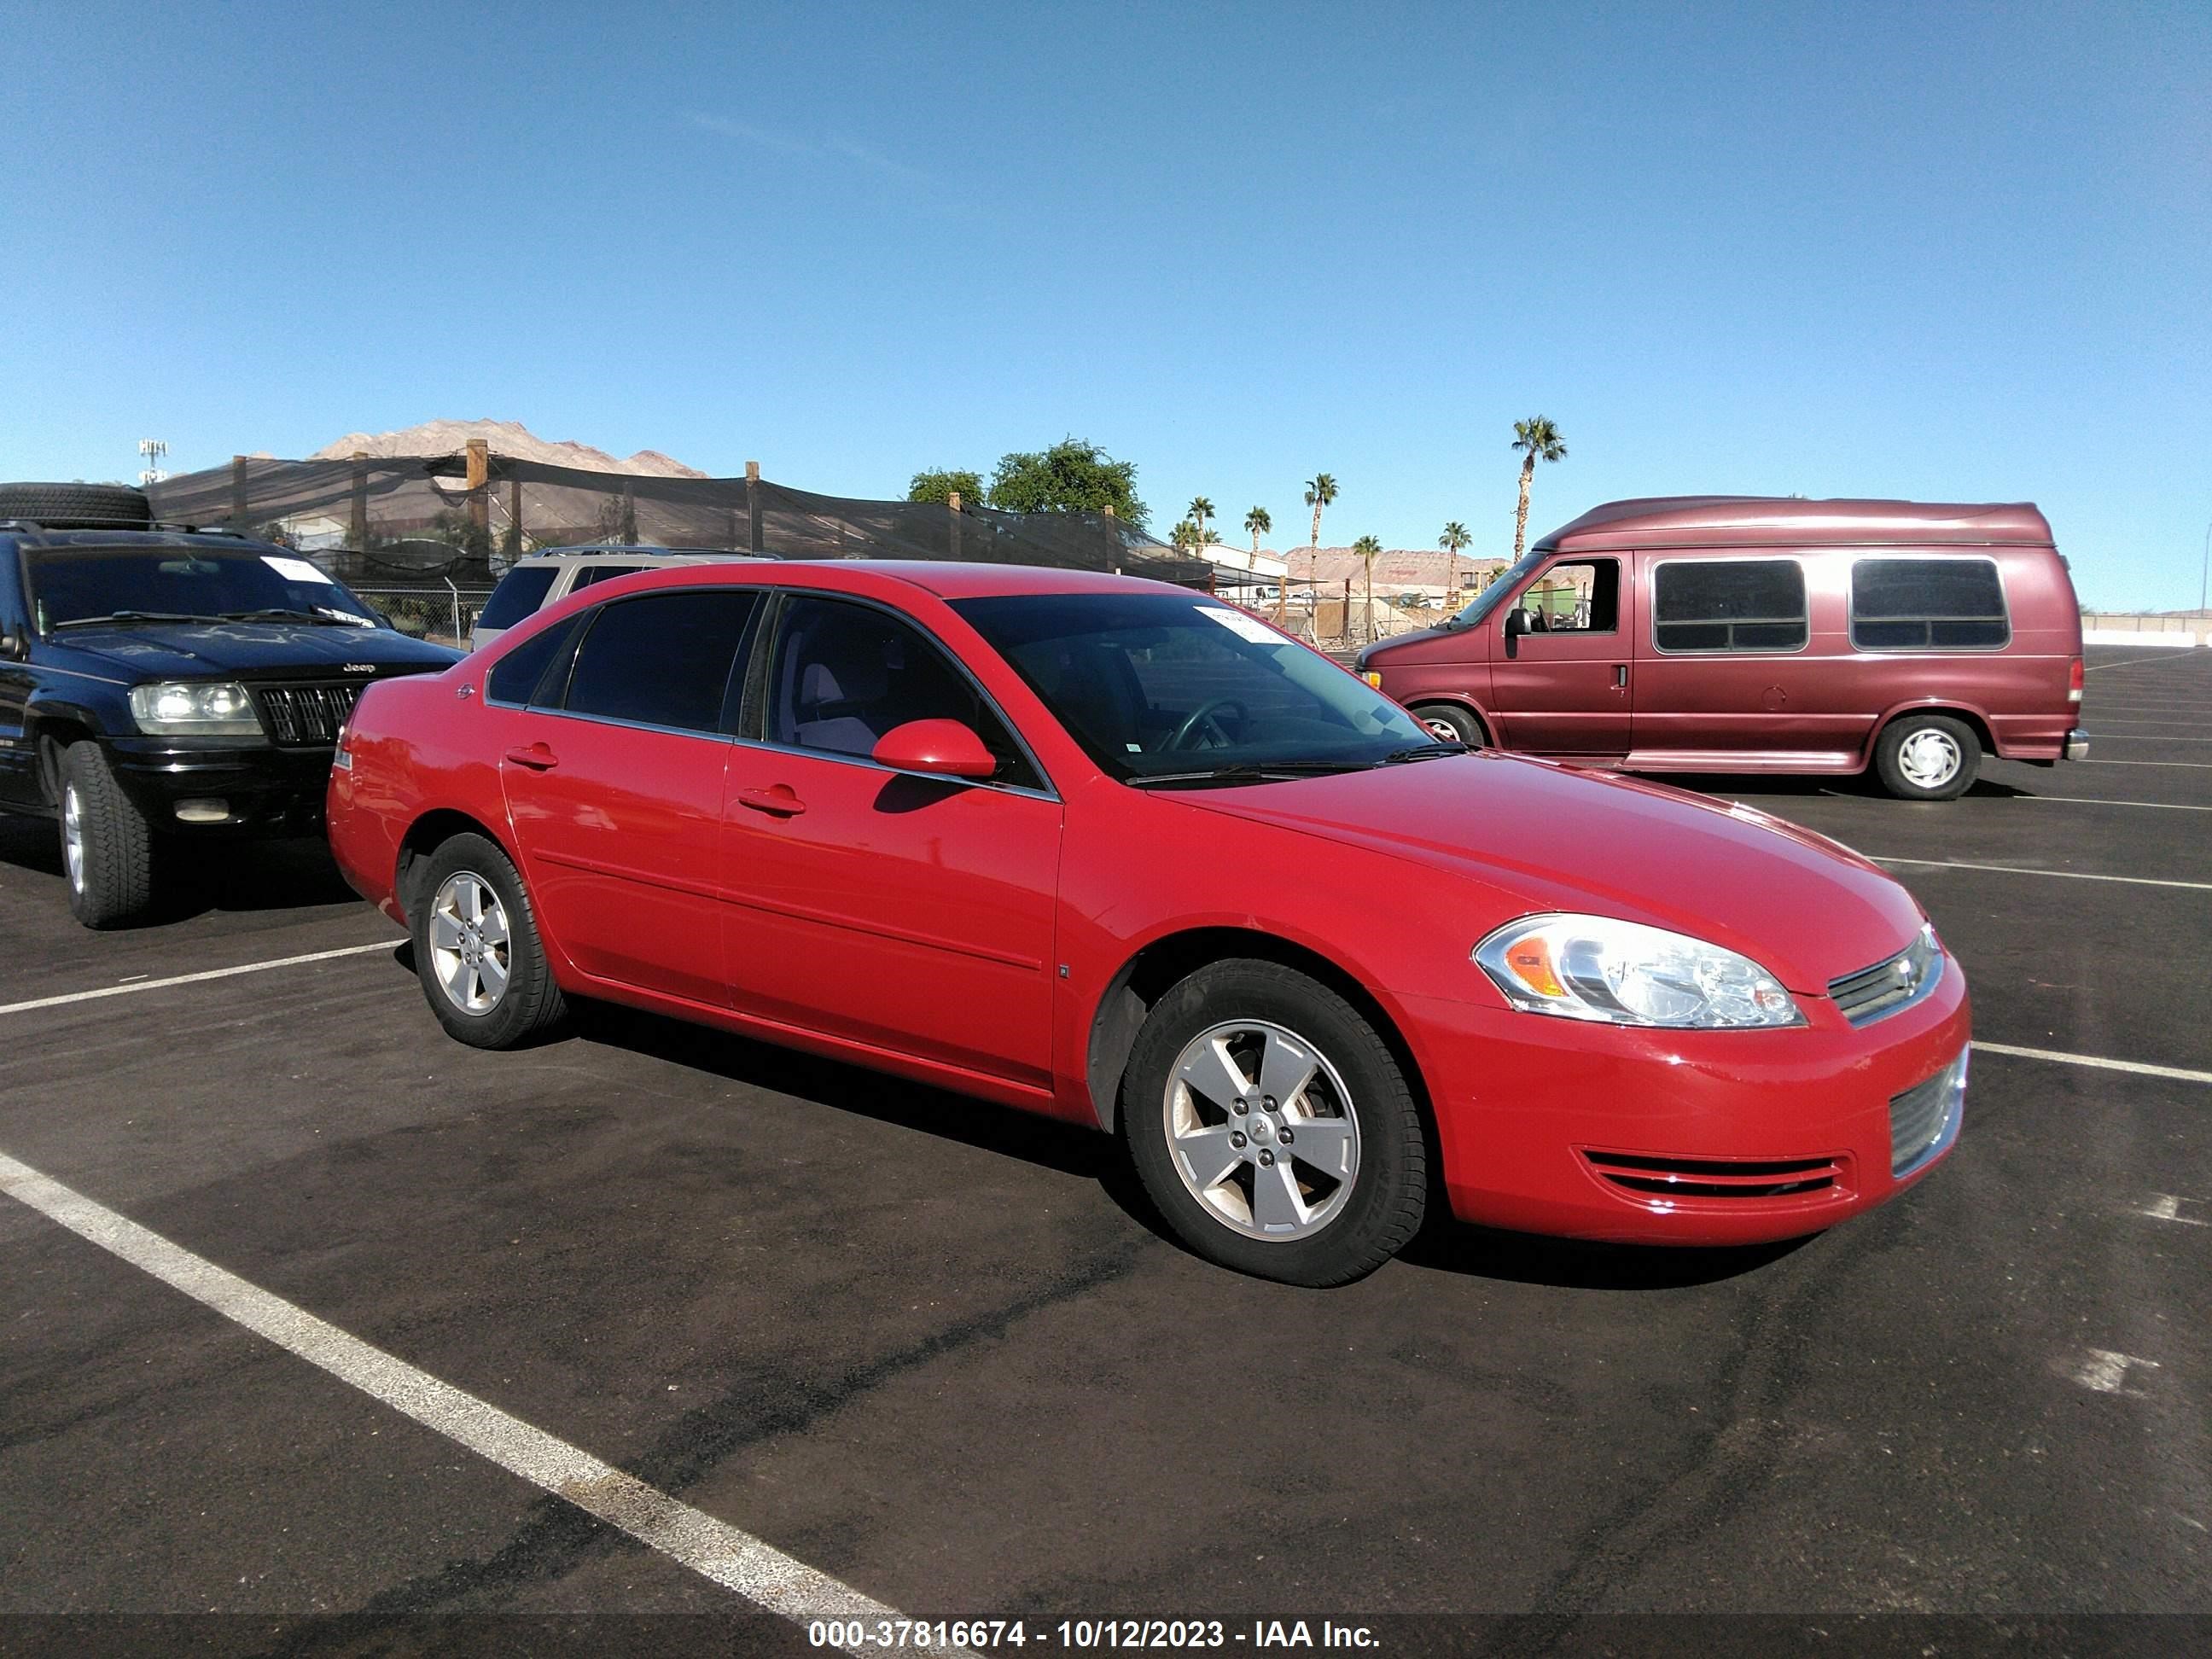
<box><xmin>1484</xmin><ymin>556</ymin><xmax>1633</xmax><ymax>754</ymax></box>
<box><xmin>495</xmin><ymin>587</ymin><xmax>762</xmax><ymax>1006</ymax></box>
<box><xmin>720</xmin><ymin>592</ymin><xmax>1062</xmax><ymax>1091</ymax></box>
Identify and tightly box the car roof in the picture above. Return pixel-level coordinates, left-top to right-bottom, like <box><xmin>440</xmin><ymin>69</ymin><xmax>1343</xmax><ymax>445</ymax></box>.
<box><xmin>1536</xmin><ymin>497</ymin><xmax>2055</xmax><ymax>552</ymax></box>
<box><xmin>540</xmin><ymin>557</ymin><xmax>1197</xmax><ymax>608</ymax></box>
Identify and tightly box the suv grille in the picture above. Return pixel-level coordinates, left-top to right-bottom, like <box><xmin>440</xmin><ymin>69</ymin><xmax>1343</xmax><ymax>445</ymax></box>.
<box><xmin>251</xmin><ymin>682</ymin><xmax>363</xmax><ymax>746</ymax></box>
<box><xmin>1890</xmin><ymin>1049</ymin><xmax>1967</xmax><ymax>1177</ymax></box>
<box><xmin>1581</xmin><ymin>1149</ymin><xmax>1846</xmax><ymax>1201</ymax></box>
<box><xmin>1830</xmin><ymin>928</ymin><xmax>1942</xmax><ymax>1026</ymax></box>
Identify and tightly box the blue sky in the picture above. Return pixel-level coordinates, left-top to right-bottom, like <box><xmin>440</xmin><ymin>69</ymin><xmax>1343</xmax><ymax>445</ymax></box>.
<box><xmin>3</xmin><ymin>1</ymin><xmax>2205</xmax><ymax>607</ymax></box>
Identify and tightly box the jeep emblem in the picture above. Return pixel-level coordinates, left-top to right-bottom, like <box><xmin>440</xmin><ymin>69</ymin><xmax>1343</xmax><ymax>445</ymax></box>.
<box><xmin>342</xmin><ymin>663</ymin><xmax>375</xmax><ymax>673</ymax></box>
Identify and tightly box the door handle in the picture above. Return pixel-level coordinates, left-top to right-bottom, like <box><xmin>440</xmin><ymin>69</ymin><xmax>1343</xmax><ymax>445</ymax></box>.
<box><xmin>504</xmin><ymin>743</ymin><xmax>559</xmax><ymax>770</ymax></box>
<box><xmin>1613</xmin><ymin>664</ymin><xmax>1628</xmax><ymax>690</ymax></box>
<box><xmin>737</xmin><ymin>785</ymin><xmax>807</xmax><ymax>818</ymax></box>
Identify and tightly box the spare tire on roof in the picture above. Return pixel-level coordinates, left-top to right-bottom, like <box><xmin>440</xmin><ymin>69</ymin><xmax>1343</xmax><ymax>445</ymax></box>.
<box><xmin>0</xmin><ymin>482</ymin><xmax>156</xmax><ymax>530</ymax></box>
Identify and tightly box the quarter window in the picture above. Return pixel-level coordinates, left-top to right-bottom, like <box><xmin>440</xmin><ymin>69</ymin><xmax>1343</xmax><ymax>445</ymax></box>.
<box><xmin>1850</xmin><ymin>559</ymin><xmax>2009</xmax><ymax>650</ymax></box>
<box><xmin>485</xmin><ymin>614</ymin><xmax>584</xmax><ymax>707</ymax></box>
<box><xmin>765</xmin><ymin>596</ymin><xmax>1041</xmax><ymax>789</ymax></box>
<box><xmin>1653</xmin><ymin>561</ymin><xmax>1807</xmax><ymax>653</ymax></box>
<box><xmin>559</xmin><ymin>591</ymin><xmax>760</xmax><ymax>733</ymax></box>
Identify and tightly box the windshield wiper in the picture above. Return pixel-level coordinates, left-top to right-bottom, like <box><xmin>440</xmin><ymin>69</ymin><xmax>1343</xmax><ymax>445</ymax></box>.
<box><xmin>221</xmin><ymin>608</ymin><xmax>367</xmax><ymax>626</ymax></box>
<box><xmin>1377</xmin><ymin>742</ymin><xmax>1469</xmax><ymax>764</ymax></box>
<box><xmin>50</xmin><ymin>610</ymin><xmax>228</xmax><ymax>630</ymax></box>
<box><xmin>1127</xmin><ymin>761</ymin><xmax>1371</xmax><ymax>789</ymax></box>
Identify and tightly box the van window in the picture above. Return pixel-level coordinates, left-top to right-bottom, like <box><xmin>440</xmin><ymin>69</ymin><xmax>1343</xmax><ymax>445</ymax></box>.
<box><xmin>1652</xmin><ymin>561</ymin><xmax>1807</xmax><ymax>654</ymax></box>
<box><xmin>476</xmin><ymin>565</ymin><xmax>558</xmax><ymax>630</ymax></box>
<box><xmin>1850</xmin><ymin>559</ymin><xmax>2010</xmax><ymax>650</ymax></box>
<box><xmin>1514</xmin><ymin>561</ymin><xmax>1618</xmax><ymax>634</ymax></box>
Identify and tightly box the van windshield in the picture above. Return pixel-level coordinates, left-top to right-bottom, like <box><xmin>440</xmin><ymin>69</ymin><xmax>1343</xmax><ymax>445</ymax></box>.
<box><xmin>1451</xmin><ymin>551</ymin><xmax>1543</xmax><ymax>628</ymax></box>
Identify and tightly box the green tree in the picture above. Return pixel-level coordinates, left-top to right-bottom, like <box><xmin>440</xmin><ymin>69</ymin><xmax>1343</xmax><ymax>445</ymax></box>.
<box><xmin>1304</xmin><ymin>474</ymin><xmax>1338</xmax><ymax>549</ymax></box>
<box><xmin>907</xmin><ymin>468</ymin><xmax>985</xmax><ymax>508</ymax></box>
<box><xmin>987</xmin><ymin>438</ymin><xmax>1148</xmax><ymax>527</ymax></box>
<box><xmin>1244</xmin><ymin>505</ymin><xmax>1272</xmax><ymax>554</ymax></box>
<box><xmin>1439</xmin><ymin>520</ymin><xmax>1471</xmax><ymax>598</ymax></box>
<box><xmin>1187</xmin><ymin>497</ymin><xmax>1215</xmax><ymax>546</ymax></box>
<box><xmin>1509</xmin><ymin>417</ymin><xmax>1568</xmax><ymax>562</ymax></box>
<box><xmin>1353</xmin><ymin>533</ymin><xmax>1383</xmax><ymax>643</ymax></box>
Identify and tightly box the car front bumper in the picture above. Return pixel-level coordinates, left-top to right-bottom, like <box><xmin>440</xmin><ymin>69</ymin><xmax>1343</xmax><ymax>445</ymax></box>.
<box><xmin>108</xmin><ymin>738</ymin><xmax>339</xmax><ymax>835</ymax></box>
<box><xmin>1399</xmin><ymin>955</ymin><xmax>1971</xmax><ymax>1245</ymax></box>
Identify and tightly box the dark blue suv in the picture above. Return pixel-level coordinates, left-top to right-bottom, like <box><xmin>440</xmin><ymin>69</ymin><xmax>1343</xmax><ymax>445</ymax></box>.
<box><xmin>0</xmin><ymin>482</ymin><xmax>460</xmax><ymax>927</ymax></box>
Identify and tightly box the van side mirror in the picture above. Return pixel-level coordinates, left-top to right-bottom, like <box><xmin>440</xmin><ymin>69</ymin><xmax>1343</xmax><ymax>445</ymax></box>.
<box><xmin>1503</xmin><ymin>607</ymin><xmax>1528</xmax><ymax>658</ymax></box>
<box><xmin>872</xmin><ymin>719</ymin><xmax>998</xmax><ymax>780</ymax></box>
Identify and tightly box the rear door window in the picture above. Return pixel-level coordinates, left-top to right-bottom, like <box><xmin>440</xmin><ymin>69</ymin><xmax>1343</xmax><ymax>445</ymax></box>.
<box><xmin>476</xmin><ymin>565</ymin><xmax>558</xmax><ymax>630</ymax></box>
<box><xmin>1850</xmin><ymin>559</ymin><xmax>2010</xmax><ymax>649</ymax></box>
<box><xmin>1652</xmin><ymin>560</ymin><xmax>1807</xmax><ymax>653</ymax></box>
<box><xmin>557</xmin><ymin>590</ymin><xmax>762</xmax><ymax>734</ymax></box>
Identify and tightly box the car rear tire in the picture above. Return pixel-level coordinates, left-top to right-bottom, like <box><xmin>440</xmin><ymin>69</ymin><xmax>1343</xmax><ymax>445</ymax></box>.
<box><xmin>1874</xmin><ymin>713</ymin><xmax>1980</xmax><ymax>800</ymax></box>
<box><xmin>0</xmin><ymin>481</ymin><xmax>154</xmax><ymax>529</ymax></box>
<box><xmin>60</xmin><ymin>742</ymin><xmax>156</xmax><ymax>928</ymax></box>
<box><xmin>410</xmin><ymin>833</ymin><xmax>567</xmax><ymax>1048</ymax></box>
<box><xmin>1410</xmin><ymin>703</ymin><xmax>1484</xmax><ymax>746</ymax></box>
<box><xmin>1120</xmin><ymin>960</ymin><xmax>1426</xmax><ymax>1286</ymax></box>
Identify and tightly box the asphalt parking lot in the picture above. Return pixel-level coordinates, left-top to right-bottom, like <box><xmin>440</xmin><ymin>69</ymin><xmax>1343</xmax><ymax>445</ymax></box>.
<box><xmin>2</xmin><ymin>644</ymin><xmax>2207</xmax><ymax>1654</ymax></box>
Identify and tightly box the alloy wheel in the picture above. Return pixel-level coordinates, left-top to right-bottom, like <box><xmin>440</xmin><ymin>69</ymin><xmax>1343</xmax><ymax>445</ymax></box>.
<box><xmin>61</xmin><ymin>785</ymin><xmax>84</xmax><ymax>893</ymax></box>
<box><xmin>1162</xmin><ymin>1019</ymin><xmax>1361</xmax><ymax>1240</ymax></box>
<box><xmin>428</xmin><ymin>871</ymin><xmax>512</xmax><ymax>1014</ymax></box>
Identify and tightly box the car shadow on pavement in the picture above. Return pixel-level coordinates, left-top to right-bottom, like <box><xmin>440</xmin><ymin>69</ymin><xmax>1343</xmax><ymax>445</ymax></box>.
<box><xmin>544</xmin><ymin>995</ymin><xmax>1809</xmax><ymax>1292</ymax></box>
<box><xmin>0</xmin><ymin>814</ymin><xmax>358</xmax><ymax>924</ymax></box>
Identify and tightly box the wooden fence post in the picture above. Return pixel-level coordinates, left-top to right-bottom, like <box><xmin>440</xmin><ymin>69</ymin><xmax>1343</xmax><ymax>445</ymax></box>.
<box><xmin>465</xmin><ymin>439</ymin><xmax>490</xmax><ymax>537</ymax></box>
<box><xmin>947</xmin><ymin>491</ymin><xmax>962</xmax><ymax>560</ymax></box>
<box><xmin>349</xmin><ymin>451</ymin><xmax>369</xmax><ymax>550</ymax></box>
<box><xmin>745</xmin><ymin>460</ymin><xmax>763</xmax><ymax>553</ymax></box>
<box><xmin>230</xmin><ymin>456</ymin><xmax>249</xmax><ymax>527</ymax></box>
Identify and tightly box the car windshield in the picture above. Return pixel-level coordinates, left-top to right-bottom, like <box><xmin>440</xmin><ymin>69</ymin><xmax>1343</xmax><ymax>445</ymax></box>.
<box><xmin>1450</xmin><ymin>550</ymin><xmax>1543</xmax><ymax>628</ymax></box>
<box><xmin>952</xmin><ymin>591</ymin><xmax>1437</xmax><ymax>783</ymax></box>
<box><xmin>26</xmin><ymin>545</ymin><xmax>383</xmax><ymax>632</ymax></box>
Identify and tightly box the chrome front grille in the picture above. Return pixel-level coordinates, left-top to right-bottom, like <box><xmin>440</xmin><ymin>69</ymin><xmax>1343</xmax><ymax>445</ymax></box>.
<box><xmin>1889</xmin><ymin>1049</ymin><xmax>1967</xmax><ymax>1177</ymax></box>
<box><xmin>1831</xmin><ymin>927</ymin><xmax>1942</xmax><ymax>1026</ymax></box>
<box><xmin>251</xmin><ymin>682</ymin><xmax>363</xmax><ymax>746</ymax></box>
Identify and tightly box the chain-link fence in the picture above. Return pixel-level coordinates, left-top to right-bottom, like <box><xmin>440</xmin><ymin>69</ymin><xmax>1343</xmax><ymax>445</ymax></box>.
<box><xmin>352</xmin><ymin>586</ymin><xmax>492</xmax><ymax>648</ymax></box>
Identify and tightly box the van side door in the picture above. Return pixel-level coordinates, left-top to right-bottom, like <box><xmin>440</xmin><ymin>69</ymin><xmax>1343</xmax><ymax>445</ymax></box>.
<box><xmin>1633</xmin><ymin>554</ymin><xmax>1819</xmax><ymax>761</ymax></box>
<box><xmin>1485</xmin><ymin>556</ymin><xmax>1633</xmax><ymax>754</ymax></box>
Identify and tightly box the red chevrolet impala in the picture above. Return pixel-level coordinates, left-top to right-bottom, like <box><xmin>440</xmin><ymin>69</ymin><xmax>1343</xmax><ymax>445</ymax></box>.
<box><xmin>328</xmin><ymin>561</ymin><xmax>1967</xmax><ymax>1285</ymax></box>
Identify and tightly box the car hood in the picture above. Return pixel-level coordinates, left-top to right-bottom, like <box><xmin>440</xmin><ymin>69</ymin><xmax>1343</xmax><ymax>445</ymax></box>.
<box><xmin>47</xmin><ymin>623</ymin><xmax>461</xmax><ymax>678</ymax></box>
<box><xmin>1173</xmin><ymin>754</ymin><xmax>1924</xmax><ymax>992</ymax></box>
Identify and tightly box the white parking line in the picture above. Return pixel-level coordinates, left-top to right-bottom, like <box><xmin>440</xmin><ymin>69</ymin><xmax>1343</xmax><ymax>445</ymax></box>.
<box><xmin>2088</xmin><ymin>652</ymin><xmax>2212</xmax><ymax>672</ymax></box>
<box><xmin>0</xmin><ymin>940</ymin><xmax>397</xmax><ymax>1018</ymax></box>
<box><xmin>2070</xmin><ymin>759</ymin><xmax>2212</xmax><ymax>769</ymax></box>
<box><xmin>2021</xmin><ymin>795</ymin><xmax>2212</xmax><ymax>809</ymax></box>
<box><xmin>1874</xmin><ymin>857</ymin><xmax>2212</xmax><ymax>891</ymax></box>
<box><xmin>0</xmin><ymin>1151</ymin><xmax>915</xmax><ymax>1648</ymax></box>
<box><xmin>2093</xmin><ymin>719</ymin><xmax>2212</xmax><ymax>729</ymax></box>
<box><xmin>1971</xmin><ymin>1042</ymin><xmax>2212</xmax><ymax>1086</ymax></box>
<box><xmin>2137</xmin><ymin>1195</ymin><xmax>2208</xmax><ymax>1226</ymax></box>
<box><xmin>2095</xmin><ymin>735</ymin><xmax>2212</xmax><ymax>744</ymax></box>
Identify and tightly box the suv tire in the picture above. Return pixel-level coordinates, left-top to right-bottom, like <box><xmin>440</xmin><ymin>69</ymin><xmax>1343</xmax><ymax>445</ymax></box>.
<box><xmin>61</xmin><ymin>741</ymin><xmax>156</xmax><ymax>928</ymax></box>
<box><xmin>1120</xmin><ymin>959</ymin><xmax>1426</xmax><ymax>1287</ymax></box>
<box><xmin>0</xmin><ymin>482</ymin><xmax>154</xmax><ymax>530</ymax></box>
<box><xmin>410</xmin><ymin>832</ymin><xmax>567</xmax><ymax>1049</ymax></box>
<box><xmin>1874</xmin><ymin>713</ymin><xmax>1980</xmax><ymax>800</ymax></box>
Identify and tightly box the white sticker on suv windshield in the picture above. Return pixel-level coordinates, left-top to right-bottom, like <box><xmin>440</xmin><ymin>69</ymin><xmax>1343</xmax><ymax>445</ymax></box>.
<box><xmin>263</xmin><ymin>556</ymin><xmax>335</xmax><ymax>585</ymax></box>
<box><xmin>1198</xmin><ymin>606</ymin><xmax>1280</xmax><ymax>643</ymax></box>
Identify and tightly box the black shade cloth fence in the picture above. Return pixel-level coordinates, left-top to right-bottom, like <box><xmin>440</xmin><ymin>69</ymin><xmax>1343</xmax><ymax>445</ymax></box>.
<box><xmin>145</xmin><ymin>454</ymin><xmax>1215</xmax><ymax>589</ymax></box>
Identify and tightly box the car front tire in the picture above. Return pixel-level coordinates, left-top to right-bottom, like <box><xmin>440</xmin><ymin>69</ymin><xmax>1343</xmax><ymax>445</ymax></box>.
<box><xmin>61</xmin><ymin>741</ymin><xmax>155</xmax><ymax>928</ymax></box>
<box><xmin>410</xmin><ymin>832</ymin><xmax>567</xmax><ymax>1048</ymax></box>
<box><xmin>1120</xmin><ymin>959</ymin><xmax>1427</xmax><ymax>1286</ymax></box>
<box><xmin>1874</xmin><ymin>713</ymin><xmax>1980</xmax><ymax>800</ymax></box>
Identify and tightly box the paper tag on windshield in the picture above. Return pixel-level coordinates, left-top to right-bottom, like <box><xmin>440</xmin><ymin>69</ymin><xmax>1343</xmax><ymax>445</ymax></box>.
<box><xmin>1198</xmin><ymin>606</ymin><xmax>1279</xmax><ymax>643</ymax></box>
<box><xmin>263</xmin><ymin>556</ymin><xmax>335</xmax><ymax>585</ymax></box>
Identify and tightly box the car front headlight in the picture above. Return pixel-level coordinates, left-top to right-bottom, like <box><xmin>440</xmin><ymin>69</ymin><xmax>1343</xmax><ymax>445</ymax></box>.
<box><xmin>1473</xmin><ymin>912</ymin><xmax>1802</xmax><ymax>1028</ymax></box>
<box><xmin>127</xmin><ymin>680</ymin><xmax>265</xmax><ymax>739</ymax></box>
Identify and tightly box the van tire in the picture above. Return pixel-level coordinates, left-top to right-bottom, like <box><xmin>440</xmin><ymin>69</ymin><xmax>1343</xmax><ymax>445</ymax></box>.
<box><xmin>1411</xmin><ymin>703</ymin><xmax>1485</xmax><ymax>747</ymax></box>
<box><xmin>1874</xmin><ymin>713</ymin><xmax>1980</xmax><ymax>800</ymax></box>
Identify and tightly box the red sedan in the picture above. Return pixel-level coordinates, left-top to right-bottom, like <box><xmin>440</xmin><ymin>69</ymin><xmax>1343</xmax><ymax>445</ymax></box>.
<box><xmin>328</xmin><ymin>561</ymin><xmax>1968</xmax><ymax>1286</ymax></box>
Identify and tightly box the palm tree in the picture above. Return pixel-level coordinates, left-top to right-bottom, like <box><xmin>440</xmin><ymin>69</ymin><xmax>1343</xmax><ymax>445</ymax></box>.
<box><xmin>1353</xmin><ymin>533</ymin><xmax>1382</xmax><ymax>643</ymax></box>
<box><xmin>1438</xmin><ymin>521</ymin><xmax>1471</xmax><ymax>601</ymax></box>
<box><xmin>1509</xmin><ymin>417</ymin><xmax>1568</xmax><ymax>562</ymax></box>
<box><xmin>1187</xmin><ymin>497</ymin><xmax>1215</xmax><ymax>548</ymax></box>
<box><xmin>1170</xmin><ymin>517</ymin><xmax>1203</xmax><ymax>555</ymax></box>
<box><xmin>1244</xmin><ymin>505</ymin><xmax>1271</xmax><ymax>554</ymax></box>
<box><xmin>1303</xmin><ymin>474</ymin><xmax>1338</xmax><ymax>550</ymax></box>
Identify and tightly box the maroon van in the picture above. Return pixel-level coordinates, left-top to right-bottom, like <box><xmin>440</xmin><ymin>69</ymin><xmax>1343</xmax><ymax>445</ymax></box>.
<box><xmin>1357</xmin><ymin>497</ymin><xmax>2088</xmax><ymax>800</ymax></box>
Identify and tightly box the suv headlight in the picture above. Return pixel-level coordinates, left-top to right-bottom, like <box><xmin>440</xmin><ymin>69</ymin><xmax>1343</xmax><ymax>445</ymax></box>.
<box><xmin>127</xmin><ymin>681</ymin><xmax>265</xmax><ymax>739</ymax></box>
<box><xmin>1474</xmin><ymin>913</ymin><xmax>1802</xmax><ymax>1028</ymax></box>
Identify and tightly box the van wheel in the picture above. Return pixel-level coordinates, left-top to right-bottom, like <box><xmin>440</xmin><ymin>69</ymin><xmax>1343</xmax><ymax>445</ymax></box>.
<box><xmin>410</xmin><ymin>833</ymin><xmax>567</xmax><ymax>1048</ymax></box>
<box><xmin>1120</xmin><ymin>960</ymin><xmax>1426</xmax><ymax>1287</ymax></box>
<box><xmin>61</xmin><ymin>742</ymin><xmax>156</xmax><ymax>928</ymax></box>
<box><xmin>1411</xmin><ymin>703</ymin><xmax>1484</xmax><ymax>746</ymax></box>
<box><xmin>1875</xmin><ymin>714</ymin><xmax>1980</xmax><ymax>800</ymax></box>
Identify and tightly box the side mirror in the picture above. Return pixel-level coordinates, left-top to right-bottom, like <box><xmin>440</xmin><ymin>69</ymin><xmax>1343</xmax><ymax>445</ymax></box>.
<box><xmin>1503</xmin><ymin>607</ymin><xmax>1528</xmax><ymax>658</ymax></box>
<box><xmin>871</xmin><ymin>718</ymin><xmax>998</xmax><ymax>780</ymax></box>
